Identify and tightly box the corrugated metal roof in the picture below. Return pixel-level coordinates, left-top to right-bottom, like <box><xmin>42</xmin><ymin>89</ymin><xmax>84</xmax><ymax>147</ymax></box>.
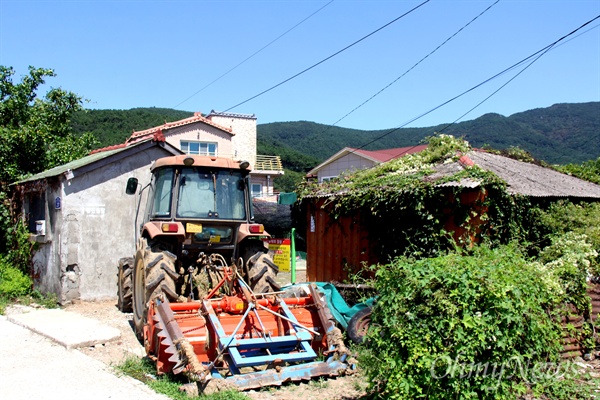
<box><xmin>305</xmin><ymin>150</ymin><xmax>600</xmax><ymax>199</ymax></box>
<box><xmin>468</xmin><ymin>150</ymin><xmax>600</xmax><ymax>198</ymax></box>
<box><xmin>16</xmin><ymin>146</ymin><xmax>129</xmax><ymax>184</ymax></box>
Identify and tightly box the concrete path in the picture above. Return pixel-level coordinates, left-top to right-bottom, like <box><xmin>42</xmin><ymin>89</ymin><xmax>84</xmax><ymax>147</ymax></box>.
<box><xmin>0</xmin><ymin>314</ymin><xmax>169</xmax><ymax>400</ymax></box>
<box><xmin>6</xmin><ymin>306</ymin><xmax>121</xmax><ymax>349</ymax></box>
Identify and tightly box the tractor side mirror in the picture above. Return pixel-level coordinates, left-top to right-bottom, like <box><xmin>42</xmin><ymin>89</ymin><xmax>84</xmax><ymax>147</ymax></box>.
<box><xmin>125</xmin><ymin>177</ymin><xmax>139</xmax><ymax>195</ymax></box>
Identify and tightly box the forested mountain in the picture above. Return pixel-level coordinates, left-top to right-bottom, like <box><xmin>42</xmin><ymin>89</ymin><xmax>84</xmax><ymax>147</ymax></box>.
<box><xmin>71</xmin><ymin>108</ymin><xmax>194</xmax><ymax>148</ymax></box>
<box><xmin>71</xmin><ymin>102</ymin><xmax>599</xmax><ymax>170</ymax></box>
<box><xmin>258</xmin><ymin>102</ymin><xmax>600</xmax><ymax>166</ymax></box>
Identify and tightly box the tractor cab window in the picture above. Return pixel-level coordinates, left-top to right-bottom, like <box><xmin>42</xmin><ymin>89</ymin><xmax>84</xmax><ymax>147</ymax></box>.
<box><xmin>177</xmin><ymin>168</ymin><xmax>246</xmax><ymax>220</ymax></box>
<box><xmin>150</xmin><ymin>168</ymin><xmax>175</xmax><ymax>218</ymax></box>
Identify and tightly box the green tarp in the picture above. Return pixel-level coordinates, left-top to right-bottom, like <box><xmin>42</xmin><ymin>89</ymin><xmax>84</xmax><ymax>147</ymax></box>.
<box><xmin>283</xmin><ymin>282</ymin><xmax>374</xmax><ymax>329</ymax></box>
<box><xmin>278</xmin><ymin>192</ymin><xmax>297</xmax><ymax>205</ymax></box>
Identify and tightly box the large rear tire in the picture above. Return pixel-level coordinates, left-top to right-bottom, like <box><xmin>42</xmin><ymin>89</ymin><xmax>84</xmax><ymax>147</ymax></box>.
<box><xmin>132</xmin><ymin>239</ymin><xmax>179</xmax><ymax>341</ymax></box>
<box><xmin>244</xmin><ymin>244</ymin><xmax>280</xmax><ymax>293</ymax></box>
<box><xmin>117</xmin><ymin>257</ymin><xmax>133</xmax><ymax>312</ymax></box>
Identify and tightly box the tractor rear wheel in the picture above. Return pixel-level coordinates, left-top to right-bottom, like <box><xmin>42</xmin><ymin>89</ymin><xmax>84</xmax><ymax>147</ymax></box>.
<box><xmin>132</xmin><ymin>239</ymin><xmax>179</xmax><ymax>341</ymax></box>
<box><xmin>347</xmin><ymin>306</ymin><xmax>372</xmax><ymax>344</ymax></box>
<box><xmin>117</xmin><ymin>257</ymin><xmax>133</xmax><ymax>312</ymax></box>
<box><xmin>244</xmin><ymin>244</ymin><xmax>281</xmax><ymax>293</ymax></box>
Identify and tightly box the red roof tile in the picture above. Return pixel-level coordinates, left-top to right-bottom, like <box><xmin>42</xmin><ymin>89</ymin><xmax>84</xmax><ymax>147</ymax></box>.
<box><xmin>89</xmin><ymin>143</ymin><xmax>127</xmax><ymax>155</ymax></box>
<box><xmin>351</xmin><ymin>145</ymin><xmax>428</xmax><ymax>163</ymax></box>
<box><xmin>126</xmin><ymin>112</ymin><xmax>233</xmax><ymax>145</ymax></box>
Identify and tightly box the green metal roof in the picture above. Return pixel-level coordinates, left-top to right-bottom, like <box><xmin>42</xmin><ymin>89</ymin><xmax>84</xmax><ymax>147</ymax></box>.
<box><xmin>16</xmin><ymin>146</ymin><xmax>130</xmax><ymax>184</ymax></box>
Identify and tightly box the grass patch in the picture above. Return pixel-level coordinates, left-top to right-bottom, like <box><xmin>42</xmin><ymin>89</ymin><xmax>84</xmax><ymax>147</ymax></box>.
<box><xmin>115</xmin><ymin>356</ymin><xmax>249</xmax><ymax>400</ymax></box>
<box><xmin>0</xmin><ymin>290</ymin><xmax>58</xmax><ymax>315</ymax></box>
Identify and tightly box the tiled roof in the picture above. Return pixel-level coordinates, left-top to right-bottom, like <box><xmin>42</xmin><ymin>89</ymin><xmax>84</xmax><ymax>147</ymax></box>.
<box><xmin>126</xmin><ymin>112</ymin><xmax>233</xmax><ymax>145</ymax></box>
<box><xmin>351</xmin><ymin>145</ymin><xmax>428</xmax><ymax>163</ymax></box>
<box><xmin>89</xmin><ymin>143</ymin><xmax>127</xmax><ymax>155</ymax></box>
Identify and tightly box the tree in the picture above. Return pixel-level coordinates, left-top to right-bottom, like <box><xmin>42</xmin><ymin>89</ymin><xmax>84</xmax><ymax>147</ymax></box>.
<box><xmin>0</xmin><ymin>66</ymin><xmax>95</xmax><ymax>259</ymax></box>
<box><xmin>0</xmin><ymin>66</ymin><xmax>95</xmax><ymax>185</ymax></box>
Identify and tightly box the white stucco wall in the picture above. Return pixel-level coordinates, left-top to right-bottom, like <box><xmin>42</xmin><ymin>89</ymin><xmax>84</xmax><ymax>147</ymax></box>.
<box><xmin>31</xmin><ymin>146</ymin><xmax>173</xmax><ymax>303</ymax></box>
<box><xmin>317</xmin><ymin>153</ymin><xmax>377</xmax><ymax>182</ymax></box>
<box><xmin>207</xmin><ymin>113</ymin><xmax>257</xmax><ymax>165</ymax></box>
<box><xmin>164</xmin><ymin>122</ymin><xmax>234</xmax><ymax>159</ymax></box>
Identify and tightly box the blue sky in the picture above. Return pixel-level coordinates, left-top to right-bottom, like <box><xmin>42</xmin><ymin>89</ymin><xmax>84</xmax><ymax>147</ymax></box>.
<box><xmin>1</xmin><ymin>0</ymin><xmax>599</xmax><ymax>130</ymax></box>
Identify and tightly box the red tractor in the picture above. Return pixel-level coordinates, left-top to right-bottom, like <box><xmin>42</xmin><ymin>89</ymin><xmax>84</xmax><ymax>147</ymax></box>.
<box><xmin>117</xmin><ymin>155</ymin><xmax>280</xmax><ymax>339</ymax></box>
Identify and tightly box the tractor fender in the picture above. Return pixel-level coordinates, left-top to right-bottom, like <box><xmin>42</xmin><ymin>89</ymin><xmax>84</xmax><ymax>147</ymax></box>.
<box><xmin>142</xmin><ymin>221</ymin><xmax>186</xmax><ymax>241</ymax></box>
<box><xmin>237</xmin><ymin>223</ymin><xmax>270</xmax><ymax>243</ymax></box>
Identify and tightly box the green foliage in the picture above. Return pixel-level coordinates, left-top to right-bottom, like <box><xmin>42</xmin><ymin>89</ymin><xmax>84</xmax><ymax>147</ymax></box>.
<box><xmin>70</xmin><ymin>108</ymin><xmax>194</xmax><ymax>149</ymax></box>
<box><xmin>556</xmin><ymin>157</ymin><xmax>600</xmax><ymax>185</ymax></box>
<box><xmin>299</xmin><ymin>135</ymin><xmax>528</xmax><ymax>262</ymax></box>
<box><xmin>534</xmin><ymin>201</ymin><xmax>600</xmax><ymax>267</ymax></box>
<box><xmin>273</xmin><ymin>169</ymin><xmax>304</xmax><ymax>193</ymax></box>
<box><xmin>360</xmin><ymin>245</ymin><xmax>564</xmax><ymax>399</ymax></box>
<box><xmin>538</xmin><ymin>232</ymin><xmax>598</xmax><ymax>313</ymax></box>
<box><xmin>0</xmin><ymin>258</ymin><xmax>32</xmax><ymax>298</ymax></box>
<box><xmin>530</xmin><ymin>373</ymin><xmax>600</xmax><ymax>399</ymax></box>
<box><xmin>116</xmin><ymin>356</ymin><xmax>249</xmax><ymax>400</ymax></box>
<box><xmin>257</xmin><ymin>102</ymin><xmax>599</xmax><ymax>165</ymax></box>
<box><xmin>0</xmin><ymin>66</ymin><xmax>95</xmax><ymax>184</ymax></box>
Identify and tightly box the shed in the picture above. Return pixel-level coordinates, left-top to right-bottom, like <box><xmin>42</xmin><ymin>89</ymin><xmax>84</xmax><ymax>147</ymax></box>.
<box><xmin>17</xmin><ymin>138</ymin><xmax>181</xmax><ymax>303</ymax></box>
<box><xmin>303</xmin><ymin>148</ymin><xmax>600</xmax><ymax>283</ymax></box>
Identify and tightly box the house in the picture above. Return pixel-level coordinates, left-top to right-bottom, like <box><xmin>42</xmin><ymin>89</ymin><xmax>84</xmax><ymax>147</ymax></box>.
<box><xmin>302</xmin><ymin>148</ymin><xmax>600</xmax><ymax>283</ymax></box>
<box><xmin>17</xmin><ymin>111</ymin><xmax>283</xmax><ymax>303</ymax></box>
<box><xmin>18</xmin><ymin>138</ymin><xmax>180</xmax><ymax>303</ymax></box>
<box><xmin>124</xmin><ymin>111</ymin><xmax>284</xmax><ymax>198</ymax></box>
<box><xmin>307</xmin><ymin>145</ymin><xmax>427</xmax><ymax>182</ymax></box>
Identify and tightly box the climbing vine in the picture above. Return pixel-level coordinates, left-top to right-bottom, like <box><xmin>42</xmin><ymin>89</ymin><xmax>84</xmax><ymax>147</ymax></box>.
<box><xmin>298</xmin><ymin>135</ymin><xmax>538</xmax><ymax>262</ymax></box>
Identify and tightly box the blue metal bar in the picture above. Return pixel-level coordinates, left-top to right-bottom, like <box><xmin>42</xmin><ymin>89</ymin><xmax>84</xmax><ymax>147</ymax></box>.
<box><xmin>217</xmin><ymin>359</ymin><xmax>350</xmax><ymax>390</ymax></box>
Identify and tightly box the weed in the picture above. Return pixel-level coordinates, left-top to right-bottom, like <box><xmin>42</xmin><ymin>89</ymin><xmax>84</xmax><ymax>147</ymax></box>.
<box><xmin>309</xmin><ymin>377</ymin><xmax>329</xmax><ymax>389</ymax></box>
<box><xmin>115</xmin><ymin>356</ymin><xmax>250</xmax><ymax>400</ymax></box>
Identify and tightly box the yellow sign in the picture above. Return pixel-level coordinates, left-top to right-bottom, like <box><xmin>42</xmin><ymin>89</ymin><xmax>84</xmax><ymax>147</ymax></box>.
<box><xmin>186</xmin><ymin>223</ymin><xmax>202</xmax><ymax>233</ymax></box>
<box><xmin>268</xmin><ymin>239</ymin><xmax>291</xmax><ymax>272</ymax></box>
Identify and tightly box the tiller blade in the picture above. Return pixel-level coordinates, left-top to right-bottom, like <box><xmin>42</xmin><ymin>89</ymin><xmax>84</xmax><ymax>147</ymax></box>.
<box><xmin>144</xmin><ymin>277</ymin><xmax>354</xmax><ymax>391</ymax></box>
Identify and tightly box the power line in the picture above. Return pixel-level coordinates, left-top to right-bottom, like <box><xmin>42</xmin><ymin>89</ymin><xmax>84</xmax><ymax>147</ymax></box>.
<box><xmin>172</xmin><ymin>0</ymin><xmax>335</xmax><ymax>109</ymax></box>
<box><xmin>351</xmin><ymin>14</ymin><xmax>600</xmax><ymax>161</ymax></box>
<box><xmin>438</xmin><ymin>19</ymin><xmax>600</xmax><ymax>132</ymax></box>
<box><xmin>223</xmin><ymin>0</ymin><xmax>431</xmax><ymax>112</ymax></box>
<box><xmin>329</xmin><ymin>0</ymin><xmax>501</xmax><ymax>128</ymax></box>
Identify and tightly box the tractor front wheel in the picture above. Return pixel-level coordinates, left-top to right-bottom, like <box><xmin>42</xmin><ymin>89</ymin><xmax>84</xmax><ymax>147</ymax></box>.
<box><xmin>132</xmin><ymin>239</ymin><xmax>179</xmax><ymax>341</ymax></box>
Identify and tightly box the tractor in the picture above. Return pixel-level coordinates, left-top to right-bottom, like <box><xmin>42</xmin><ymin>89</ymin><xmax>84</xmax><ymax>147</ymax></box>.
<box><xmin>117</xmin><ymin>155</ymin><xmax>280</xmax><ymax>339</ymax></box>
<box><xmin>117</xmin><ymin>155</ymin><xmax>354</xmax><ymax>391</ymax></box>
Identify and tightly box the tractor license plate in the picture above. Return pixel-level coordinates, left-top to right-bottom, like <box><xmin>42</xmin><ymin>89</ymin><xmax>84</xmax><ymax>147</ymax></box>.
<box><xmin>186</xmin><ymin>223</ymin><xmax>203</xmax><ymax>233</ymax></box>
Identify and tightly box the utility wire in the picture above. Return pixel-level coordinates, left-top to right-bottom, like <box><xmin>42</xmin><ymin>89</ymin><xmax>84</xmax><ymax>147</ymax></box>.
<box><xmin>224</xmin><ymin>0</ymin><xmax>431</xmax><ymax>112</ymax></box>
<box><xmin>330</xmin><ymin>0</ymin><xmax>500</xmax><ymax>128</ymax></box>
<box><xmin>172</xmin><ymin>0</ymin><xmax>335</xmax><ymax>109</ymax></box>
<box><xmin>438</xmin><ymin>20</ymin><xmax>600</xmax><ymax>132</ymax></box>
<box><xmin>351</xmin><ymin>14</ymin><xmax>600</xmax><ymax>161</ymax></box>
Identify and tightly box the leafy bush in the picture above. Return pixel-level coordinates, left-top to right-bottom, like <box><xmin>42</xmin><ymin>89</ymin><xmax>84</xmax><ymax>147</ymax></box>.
<box><xmin>538</xmin><ymin>232</ymin><xmax>598</xmax><ymax>313</ymax></box>
<box><xmin>534</xmin><ymin>201</ymin><xmax>600</xmax><ymax>265</ymax></box>
<box><xmin>360</xmin><ymin>245</ymin><xmax>564</xmax><ymax>399</ymax></box>
<box><xmin>0</xmin><ymin>258</ymin><xmax>32</xmax><ymax>298</ymax></box>
<box><xmin>556</xmin><ymin>157</ymin><xmax>600</xmax><ymax>185</ymax></box>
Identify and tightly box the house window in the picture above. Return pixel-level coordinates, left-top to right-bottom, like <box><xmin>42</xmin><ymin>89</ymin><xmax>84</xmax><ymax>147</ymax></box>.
<box><xmin>251</xmin><ymin>183</ymin><xmax>262</xmax><ymax>198</ymax></box>
<box><xmin>180</xmin><ymin>140</ymin><xmax>217</xmax><ymax>156</ymax></box>
<box><xmin>26</xmin><ymin>191</ymin><xmax>46</xmax><ymax>234</ymax></box>
<box><xmin>320</xmin><ymin>176</ymin><xmax>337</xmax><ymax>183</ymax></box>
